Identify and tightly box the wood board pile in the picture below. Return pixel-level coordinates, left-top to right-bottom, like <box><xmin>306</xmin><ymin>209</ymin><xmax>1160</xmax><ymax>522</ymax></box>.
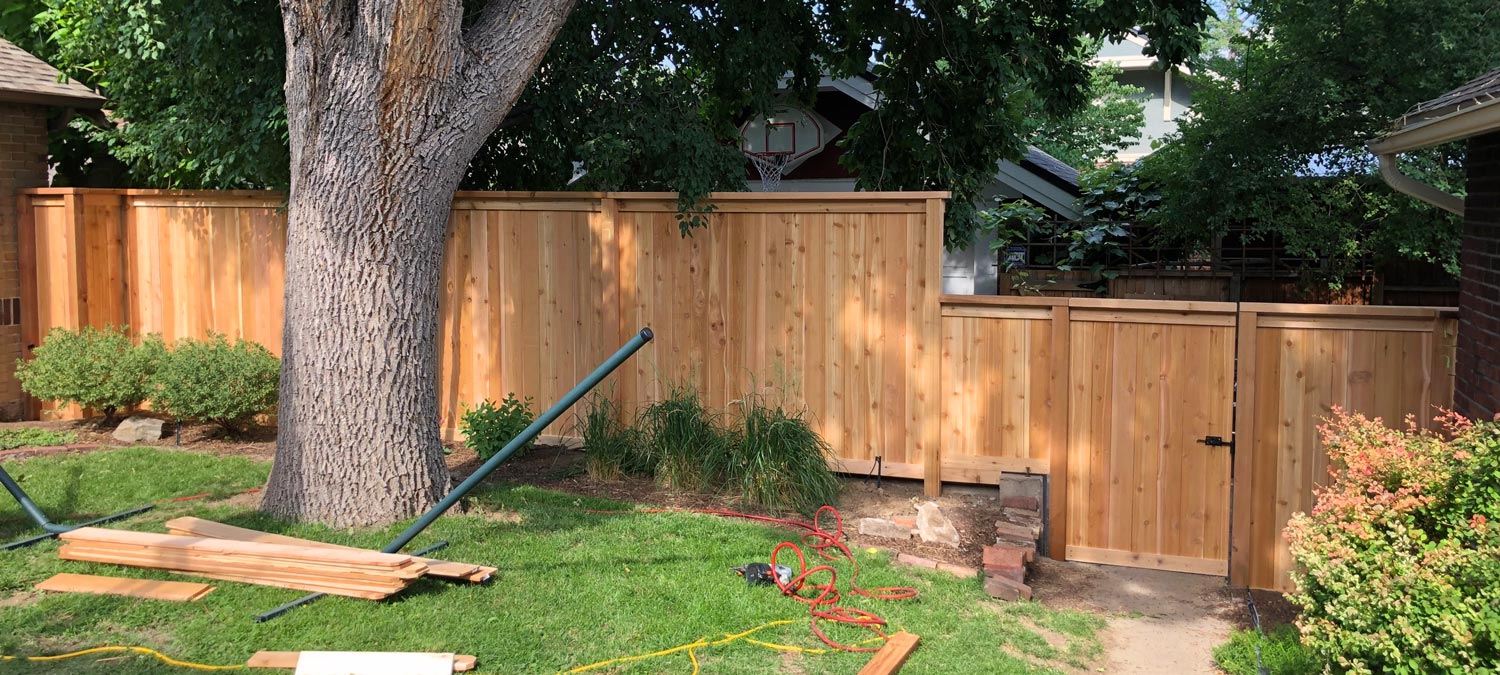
<box><xmin>163</xmin><ymin>517</ymin><xmax>496</xmax><ymax>583</ymax></box>
<box><xmin>58</xmin><ymin>527</ymin><xmax>427</xmax><ymax>599</ymax></box>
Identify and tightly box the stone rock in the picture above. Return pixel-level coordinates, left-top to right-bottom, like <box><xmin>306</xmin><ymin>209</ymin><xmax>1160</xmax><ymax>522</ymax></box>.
<box><xmin>891</xmin><ymin>515</ymin><xmax>917</xmax><ymax>529</ymax></box>
<box><xmin>1001</xmin><ymin>495</ymin><xmax>1040</xmax><ymax>511</ymax></box>
<box><xmin>984</xmin><ymin>574</ymin><xmax>1033</xmax><ymax>601</ymax></box>
<box><xmin>995</xmin><ymin>521</ymin><xmax>1036</xmax><ymax>541</ymax></box>
<box><xmin>858</xmin><ymin>517</ymin><xmax>914</xmax><ymax>541</ymax></box>
<box><xmin>998</xmin><ymin>473</ymin><xmax>1045</xmax><ymax>508</ymax></box>
<box><xmin>995</xmin><ymin>536</ymin><xmax>1037</xmax><ymax>560</ymax></box>
<box><xmin>112</xmin><ymin>416</ymin><xmax>164</xmax><ymax>443</ymax></box>
<box><xmin>915</xmin><ymin>502</ymin><xmax>961</xmax><ymax>548</ymax></box>
<box><xmin>983</xmin><ymin>545</ymin><xmax>1028</xmax><ymax>583</ymax></box>
<box><xmin>935</xmin><ymin>562</ymin><xmax>979</xmax><ymax>578</ymax></box>
<box><xmin>894</xmin><ymin>553</ymin><xmax>939</xmax><ymax>569</ymax></box>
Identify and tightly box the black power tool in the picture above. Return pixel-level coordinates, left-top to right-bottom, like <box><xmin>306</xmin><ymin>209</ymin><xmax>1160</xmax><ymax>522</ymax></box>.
<box><xmin>731</xmin><ymin>562</ymin><xmax>793</xmax><ymax>586</ymax></box>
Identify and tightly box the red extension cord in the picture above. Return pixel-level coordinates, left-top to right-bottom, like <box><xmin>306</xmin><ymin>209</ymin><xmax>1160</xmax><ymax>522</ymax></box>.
<box><xmin>588</xmin><ymin>505</ymin><xmax>918</xmax><ymax>652</ymax></box>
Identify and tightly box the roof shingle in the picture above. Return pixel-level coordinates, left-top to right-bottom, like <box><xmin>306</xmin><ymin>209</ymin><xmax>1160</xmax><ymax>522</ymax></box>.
<box><xmin>1395</xmin><ymin>66</ymin><xmax>1500</xmax><ymax>128</ymax></box>
<box><xmin>0</xmin><ymin>37</ymin><xmax>104</xmax><ymax>108</ymax></box>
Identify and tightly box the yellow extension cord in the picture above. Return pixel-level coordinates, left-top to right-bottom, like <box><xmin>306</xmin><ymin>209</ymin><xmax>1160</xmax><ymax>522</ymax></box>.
<box><xmin>0</xmin><ymin>619</ymin><xmax>888</xmax><ymax>674</ymax></box>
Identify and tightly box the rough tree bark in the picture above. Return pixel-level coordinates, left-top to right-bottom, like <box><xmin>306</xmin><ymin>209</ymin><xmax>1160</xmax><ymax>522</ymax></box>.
<box><xmin>261</xmin><ymin>0</ymin><xmax>576</xmax><ymax>527</ymax></box>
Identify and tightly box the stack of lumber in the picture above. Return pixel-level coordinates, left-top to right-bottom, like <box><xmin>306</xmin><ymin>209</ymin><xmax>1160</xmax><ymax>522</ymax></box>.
<box><xmin>164</xmin><ymin>517</ymin><xmax>496</xmax><ymax>583</ymax></box>
<box><xmin>57</xmin><ymin>527</ymin><xmax>427</xmax><ymax>600</ymax></box>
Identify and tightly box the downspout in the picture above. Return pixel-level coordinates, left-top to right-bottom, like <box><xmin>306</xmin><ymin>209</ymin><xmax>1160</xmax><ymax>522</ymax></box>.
<box><xmin>1374</xmin><ymin>153</ymin><xmax>1465</xmax><ymax>217</ymax></box>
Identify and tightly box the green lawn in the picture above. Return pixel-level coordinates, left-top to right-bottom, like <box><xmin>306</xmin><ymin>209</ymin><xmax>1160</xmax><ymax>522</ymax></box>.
<box><xmin>0</xmin><ymin>448</ymin><xmax>1104</xmax><ymax>674</ymax></box>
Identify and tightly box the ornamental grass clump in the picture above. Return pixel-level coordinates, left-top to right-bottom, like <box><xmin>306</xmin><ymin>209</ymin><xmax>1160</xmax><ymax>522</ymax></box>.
<box><xmin>639</xmin><ymin>384</ymin><xmax>726</xmax><ymax>490</ymax></box>
<box><xmin>575</xmin><ymin>392</ymin><xmax>648</xmax><ymax>481</ymax></box>
<box><xmin>717</xmin><ymin>392</ymin><xmax>840</xmax><ymax>515</ymax></box>
<box><xmin>1285</xmin><ymin>409</ymin><xmax>1500</xmax><ymax>675</ymax></box>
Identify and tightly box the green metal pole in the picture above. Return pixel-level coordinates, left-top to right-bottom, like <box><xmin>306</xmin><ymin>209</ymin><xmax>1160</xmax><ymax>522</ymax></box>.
<box><xmin>381</xmin><ymin>327</ymin><xmax>653</xmax><ymax>554</ymax></box>
<box><xmin>0</xmin><ymin>464</ymin><xmax>64</xmax><ymax>533</ymax></box>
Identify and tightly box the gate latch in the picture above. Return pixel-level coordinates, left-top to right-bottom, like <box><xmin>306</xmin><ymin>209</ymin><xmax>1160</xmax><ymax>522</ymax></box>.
<box><xmin>1198</xmin><ymin>435</ymin><xmax>1235</xmax><ymax>450</ymax></box>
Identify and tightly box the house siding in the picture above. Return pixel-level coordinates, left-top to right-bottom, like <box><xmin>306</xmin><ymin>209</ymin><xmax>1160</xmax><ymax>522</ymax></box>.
<box><xmin>1457</xmin><ymin>130</ymin><xmax>1500</xmax><ymax>419</ymax></box>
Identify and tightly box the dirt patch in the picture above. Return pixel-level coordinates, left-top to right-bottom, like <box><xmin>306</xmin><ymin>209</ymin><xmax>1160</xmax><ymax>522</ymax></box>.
<box><xmin>0</xmin><ymin>418</ymin><xmax>276</xmax><ymax>462</ymax></box>
<box><xmin>0</xmin><ymin>590</ymin><xmax>40</xmax><ymax>608</ymax></box>
<box><xmin>1032</xmin><ymin>558</ymin><xmax>1244</xmax><ymax>675</ymax></box>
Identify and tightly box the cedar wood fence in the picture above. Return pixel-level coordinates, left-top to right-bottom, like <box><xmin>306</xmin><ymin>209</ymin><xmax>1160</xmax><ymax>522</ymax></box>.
<box><xmin>17</xmin><ymin>188</ymin><xmax>1457</xmax><ymax>592</ymax></box>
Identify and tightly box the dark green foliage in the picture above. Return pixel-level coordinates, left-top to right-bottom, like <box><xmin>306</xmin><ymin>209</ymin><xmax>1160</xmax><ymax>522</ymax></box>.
<box><xmin>32</xmin><ymin>0</ymin><xmax>288</xmax><ymax>189</ymax></box>
<box><xmin>461</xmin><ymin>393</ymin><xmax>537</xmax><ymax>462</ymax></box>
<box><xmin>1140</xmin><ymin>0</ymin><xmax>1500</xmax><ymax>278</ymax></box>
<box><xmin>639</xmin><ymin>384</ymin><xmax>728</xmax><ymax>490</ymax></box>
<box><xmin>0</xmin><ymin>427</ymin><xmax>77</xmax><ymax>450</ymax></box>
<box><xmin>16</xmin><ymin>0</ymin><xmax>1207</xmax><ymax>242</ymax></box>
<box><xmin>151</xmin><ymin>334</ymin><xmax>279</xmax><ymax>432</ymax></box>
<box><xmin>1026</xmin><ymin>63</ymin><xmax>1146</xmax><ymax>170</ymax></box>
<box><xmin>575</xmin><ymin>392</ymin><xmax>649</xmax><ymax>481</ymax></box>
<box><xmin>16</xmin><ymin>326</ymin><xmax>165</xmax><ymax>422</ymax></box>
<box><xmin>1213</xmin><ymin>626</ymin><xmax>1322</xmax><ymax>675</ymax></box>
<box><xmin>718</xmin><ymin>393</ymin><xmax>840</xmax><ymax>515</ymax></box>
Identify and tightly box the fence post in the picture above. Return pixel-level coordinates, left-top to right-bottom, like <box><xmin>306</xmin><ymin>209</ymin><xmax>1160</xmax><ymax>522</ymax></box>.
<box><xmin>922</xmin><ymin>198</ymin><xmax>944</xmax><ymax>497</ymax></box>
<box><xmin>16</xmin><ymin>192</ymin><xmax>38</xmax><ymax>420</ymax></box>
<box><xmin>1228</xmin><ymin>309</ymin><xmax>1258</xmax><ymax>587</ymax></box>
<box><xmin>1046</xmin><ymin>302</ymin><xmax>1070</xmax><ymax>559</ymax></box>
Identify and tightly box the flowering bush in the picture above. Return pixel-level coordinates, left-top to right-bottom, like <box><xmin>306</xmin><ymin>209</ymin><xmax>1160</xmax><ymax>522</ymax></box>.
<box><xmin>1286</xmin><ymin>409</ymin><xmax>1500</xmax><ymax>674</ymax></box>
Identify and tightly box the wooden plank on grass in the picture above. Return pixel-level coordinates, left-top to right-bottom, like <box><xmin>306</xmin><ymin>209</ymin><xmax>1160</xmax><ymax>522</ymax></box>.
<box><xmin>857</xmin><ymin>632</ymin><xmax>920</xmax><ymax>675</ymax></box>
<box><xmin>35</xmin><ymin>573</ymin><xmax>213</xmax><ymax>601</ymax></box>
<box><xmin>164</xmin><ymin>517</ymin><xmax>494</xmax><ymax>582</ymax></box>
<box><xmin>248</xmin><ymin>652</ymin><xmax>476</xmax><ymax>672</ymax></box>
<box><xmin>61</xmin><ymin>528</ymin><xmax>416</xmax><ymax>568</ymax></box>
<box><xmin>292</xmin><ymin>652</ymin><xmax>453</xmax><ymax>675</ymax></box>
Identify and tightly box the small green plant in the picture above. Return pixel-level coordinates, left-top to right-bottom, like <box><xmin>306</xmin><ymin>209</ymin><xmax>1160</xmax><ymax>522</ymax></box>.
<box><xmin>717</xmin><ymin>393</ymin><xmax>840</xmax><ymax>515</ymax></box>
<box><xmin>574</xmin><ymin>392</ymin><xmax>648</xmax><ymax>481</ymax></box>
<box><xmin>16</xmin><ymin>326</ymin><xmax>165</xmax><ymax>422</ymax></box>
<box><xmin>152</xmin><ymin>333</ymin><xmax>279</xmax><ymax>433</ymax></box>
<box><xmin>639</xmin><ymin>383</ymin><xmax>726</xmax><ymax>490</ymax></box>
<box><xmin>0</xmin><ymin>427</ymin><xmax>78</xmax><ymax>450</ymax></box>
<box><xmin>461</xmin><ymin>393</ymin><xmax>536</xmax><ymax>461</ymax></box>
<box><xmin>1285</xmin><ymin>410</ymin><xmax>1500</xmax><ymax>674</ymax></box>
<box><xmin>1213</xmin><ymin>626</ymin><xmax>1322</xmax><ymax>675</ymax></box>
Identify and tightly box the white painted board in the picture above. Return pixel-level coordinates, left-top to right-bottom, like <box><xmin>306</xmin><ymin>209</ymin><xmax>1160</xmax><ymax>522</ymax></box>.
<box><xmin>292</xmin><ymin>651</ymin><xmax>454</xmax><ymax>675</ymax></box>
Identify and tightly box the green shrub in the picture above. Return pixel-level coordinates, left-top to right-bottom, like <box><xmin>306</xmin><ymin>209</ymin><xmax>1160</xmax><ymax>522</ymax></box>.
<box><xmin>461</xmin><ymin>393</ymin><xmax>536</xmax><ymax>461</ymax></box>
<box><xmin>16</xmin><ymin>326</ymin><xmax>164</xmax><ymax>421</ymax></box>
<box><xmin>0</xmin><ymin>427</ymin><xmax>77</xmax><ymax>450</ymax></box>
<box><xmin>717</xmin><ymin>393</ymin><xmax>840</xmax><ymax>515</ymax></box>
<box><xmin>575</xmin><ymin>392</ymin><xmax>648</xmax><ymax>481</ymax></box>
<box><xmin>1213</xmin><ymin>626</ymin><xmax>1322</xmax><ymax>675</ymax></box>
<box><xmin>639</xmin><ymin>384</ymin><xmax>727</xmax><ymax>490</ymax></box>
<box><xmin>1285</xmin><ymin>410</ymin><xmax>1500</xmax><ymax>674</ymax></box>
<box><xmin>152</xmin><ymin>333</ymin><xmax>279</xmax><ymax>432</ymax></box>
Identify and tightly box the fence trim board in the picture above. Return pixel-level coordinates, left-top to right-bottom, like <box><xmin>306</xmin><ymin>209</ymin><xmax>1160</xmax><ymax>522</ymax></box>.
<box><xmin>940</xmin><ymin>305</ymin><xmax>1051</xmax><ymax>320</ymax></box>
<box><xmin>1065</xmin><ymin>545</ymin><xmax>1229</xmax><ymax>576</ymax></box>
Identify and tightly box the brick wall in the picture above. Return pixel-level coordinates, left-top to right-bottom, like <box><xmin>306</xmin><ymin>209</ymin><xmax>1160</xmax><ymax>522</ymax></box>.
<box><xmin>1456</xmin><ymin>130</ymin><xmax>1500</xmax><ymax>419</ymax></box>
<box><xmin>0</xmin><ymin>103</ymin><xmax>46</xmax><ymax>420</ymax></box>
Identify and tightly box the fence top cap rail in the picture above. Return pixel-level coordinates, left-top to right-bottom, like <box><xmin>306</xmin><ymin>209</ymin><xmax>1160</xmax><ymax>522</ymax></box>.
<box><xmin>1240</xmin><ymin>302</ymin><xmax>1458</xmax><ymax>318</ymax></box>
<box><xmin>939</xmin><ymin>294</ymin><xmax>1069</xmax><ymax>308</ymax></box>
<box><xmin>20</xmin><ymin>188</ymin><xmax>950</xmax><ymax>201</ymax></box>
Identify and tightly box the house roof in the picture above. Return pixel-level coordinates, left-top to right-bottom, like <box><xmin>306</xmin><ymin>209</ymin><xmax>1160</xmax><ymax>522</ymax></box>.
<box><xmin>1370</xmin><ymin>65</ymin><xmax>1500</xmax><ymax>154</ymax></box>
<box><xmin>1021</xmin><ymin>147</ymin><xmax>1080</xmax><ymax>191</ymax></box>
<box><xmin>0</xmin><ymin>37</ymin><xmax>104</xmax><ymax>108</ymax></box>
<box><xmin>1396</xmin><ymin>67</ymin><xmax>1500</xmax><ymax>127</ymax></box>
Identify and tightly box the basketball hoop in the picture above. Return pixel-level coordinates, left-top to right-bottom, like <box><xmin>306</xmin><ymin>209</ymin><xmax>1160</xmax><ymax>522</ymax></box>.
<box><xmin>746</xmin><ymin>152</ymin><xmax>791</xmax><ymax>192</ymax></box>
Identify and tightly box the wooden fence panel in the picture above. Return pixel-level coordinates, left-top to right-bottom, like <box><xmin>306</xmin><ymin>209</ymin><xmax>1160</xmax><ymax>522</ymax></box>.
<box><xmin>616</xmin><ymin>196</ymin><xmax>944</xmax><ymax>491</ymax></box>
<box><xmin>1234</xmin><ymin>304</ymin><xmax>1457</xmax><ymax>591</ymax></box>
<box><xmin>1064</xmin><ymin>300</ymin><xmax>1236</xmax><ymax>575</ymax></box>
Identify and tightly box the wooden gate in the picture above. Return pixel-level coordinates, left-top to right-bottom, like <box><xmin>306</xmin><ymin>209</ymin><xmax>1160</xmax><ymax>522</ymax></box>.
<box><xmin>1063</xmin><ymin>300</ymin><xmax>1236</xmax><ymax>575</ymax></box>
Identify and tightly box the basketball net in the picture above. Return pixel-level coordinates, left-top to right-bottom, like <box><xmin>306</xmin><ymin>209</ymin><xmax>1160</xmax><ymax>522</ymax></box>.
<box><xmin>746</xmin><ymin>152</ymin><xmax>791</xmax><ymax>192</ymax></box>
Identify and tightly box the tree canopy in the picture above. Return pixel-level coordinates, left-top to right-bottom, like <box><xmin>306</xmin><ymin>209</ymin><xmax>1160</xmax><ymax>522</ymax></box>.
<box><xmin>1138</xmin><ymin>0</ymin><xmax>1500</xmax><ymax>278</ymax></box>
<box><xmin>10</xmin><ymin>0</ymin><xmax>1210</xmax><ymax>247</ymax></box>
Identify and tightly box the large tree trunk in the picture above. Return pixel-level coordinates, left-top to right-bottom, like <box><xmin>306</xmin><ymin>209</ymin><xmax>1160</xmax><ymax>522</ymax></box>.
<box><xmin>262</xmin><ymin>0</ymin><xmax>575</xmax><ymax>527</ymax></box>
